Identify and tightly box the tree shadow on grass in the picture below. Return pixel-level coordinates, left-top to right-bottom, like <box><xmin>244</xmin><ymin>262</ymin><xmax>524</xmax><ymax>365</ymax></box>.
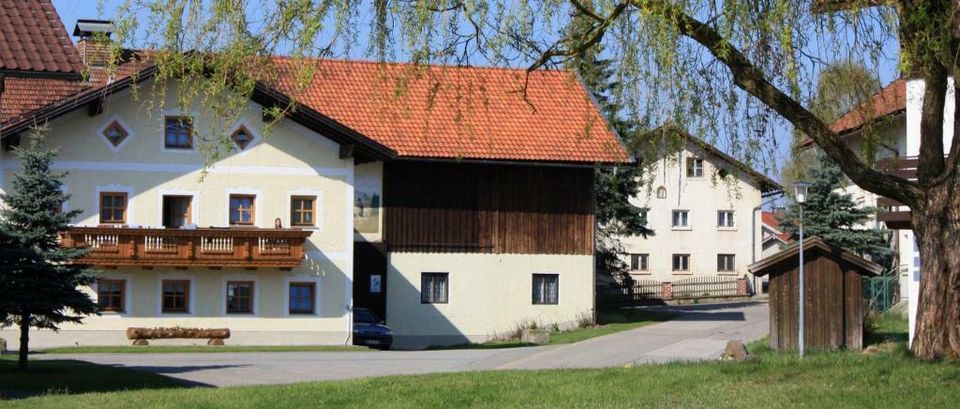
<box><xmin>0</xmin><ymin>357</ymin><xmax>205</xmax><ymax>400</ymax></box>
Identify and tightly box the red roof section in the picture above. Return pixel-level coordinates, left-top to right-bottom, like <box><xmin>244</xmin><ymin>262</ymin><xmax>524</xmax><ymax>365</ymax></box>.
<box><xmin>271</xmin><ymin>58</ymin><xmax>629</xmax><ymax>163</ymax></box>
<box><xmin>0</xmin><ymin>0</ymin><xmax>83</xmax><ymax>76</ymax></box>
<box><xmin>829</xmin><ymin>79</ymin><xmax>905</xmax><ymax>135</ymax></box>
<box><xmin>800</xmin><ymin>79</ymin><xmax>905</xmax><ymax>149</ymax></box>
<box><xmin>1</xmin><ymin>57</ymin><xmax>147</xmax><ymax>126</ymax></box>
<box><xmin>761</xmin><ymin>211</ymin><xmax>792</xmax><ymax>243</ymax></box>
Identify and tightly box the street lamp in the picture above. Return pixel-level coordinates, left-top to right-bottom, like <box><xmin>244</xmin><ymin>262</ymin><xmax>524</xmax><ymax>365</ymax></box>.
<box><xmin>793</xmin><ymin>181</ymin><xmax>810</xmax><ymax>358</ymax></box>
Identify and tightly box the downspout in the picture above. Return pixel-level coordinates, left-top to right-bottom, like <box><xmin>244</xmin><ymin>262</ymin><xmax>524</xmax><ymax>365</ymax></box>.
<box><xmin>752</xmin><ymin>191</ymin><xmax>784</xmax><ymax>294</ymax></box>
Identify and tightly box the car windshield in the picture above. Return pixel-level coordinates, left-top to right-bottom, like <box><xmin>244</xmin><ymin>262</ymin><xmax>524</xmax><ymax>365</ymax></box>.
<box><xmin>354</xmin><ymin>310</ymin><xmax>379</xmax><ymax>324</ymax></box>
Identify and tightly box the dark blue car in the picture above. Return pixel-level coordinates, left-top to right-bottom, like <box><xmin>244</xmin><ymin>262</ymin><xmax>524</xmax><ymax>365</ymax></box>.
<box><xmin>353</xmin><ymin>308</ymin><xmax>393</xmax><ymax>350</ymax></box>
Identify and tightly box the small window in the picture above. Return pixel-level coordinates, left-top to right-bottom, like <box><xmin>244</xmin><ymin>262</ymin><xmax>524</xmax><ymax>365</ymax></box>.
<box><xmin>99</xmin><ymin>192</ymin><xmax>127</xmax><ymax>224</ymax></box>
<box><xmin>162</xmin><ymin>280</ymin><xmax>190</xmax><ymax>313</ymax></box>
<box><xmin>97</xmin><ymin>279</ymin><xmax>125</xmax><ymax>312</ymax></box>
<box><xmin>289</xmin><ymin>282</ymin><xmax>316</xmax><ymax>314</ymax></box>
<box><xmin>656</xmin><ymin>186</ymin><xmax>667</xmax><ymax>199</ymax></box>
<box><xmin>229</xmin><ymin>194</ymin><xmax>255</xmax><ymax>225</ymax></box>
<box><xmin>532</xmin><ymin>274</ymin><xmax>559</xmax><ymax>305</ymax></box>
<box><xmin>164</xmin><ymin>116</ymin><xmax>193</xmax><ymax>149</ymax></box>
<box><xmin>686</xmin><ymin>158</ymin><xmax>704</xmax><ymax>177</ymax></box>
<box><xmin>231</xmin><ymin>125</ymin><xmax>253</xmax><ymax>150</ymax></box>
<box><xmin>421</xmin><ymin>273</ymin><xmax>449</xmax><ymax>304</ymax></box>
<box><xmin>672</xmin><ymin>254</ymin><xmax>690</xmax><ymax>271</ymax></box>
<box><xmin>717</xmin><ymin>210</ymin><xmax>735</xmax><ymax>228</ymax></box>
<box><xmin>102</xmin><ymin>120</ymin><xmax>129</xmax><ymax>147</ymax></box>
<box><xmin>630</xmin><ymin>254</ymin><xmax>649</xmax><ymax>271</ymax></box>
<box><xmin>672</xmin><ymin>210</ymin><xmax>689</xmax><ymax>227</ymax></box>
<box><xmin>717</xmin><ymin>254</ymin><xmax>736</xmax><ymax>272</ymax></box>
<box><xmin>226</xmin><ymin>281</ymin><xmax>254</xmax><ymax>314</ymax></box>
<box><xmin>290</xmin><ymin>196</ymin><xmax>316</xmax><ymax>227</ymax></box>
<box><xmin>639</xmin><ymin>210</ymin><xmax>649</xmax><ymax>222</ymax></box>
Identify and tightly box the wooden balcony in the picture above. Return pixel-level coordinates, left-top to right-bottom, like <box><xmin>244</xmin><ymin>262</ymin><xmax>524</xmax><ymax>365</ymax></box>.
<box><xmin>61</xmin><ymin>227</ymin><xmax>313</xmax><ymax>269</ymax></box>
<box><xmin>875</xmin><ymin>157</ymin><xmax>916</xmax><ymax>230</ymax></box>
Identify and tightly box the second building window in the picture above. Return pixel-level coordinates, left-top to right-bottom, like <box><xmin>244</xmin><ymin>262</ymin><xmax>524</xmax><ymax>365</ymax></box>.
<box><xmin>226</xmin><ymin>281</ymin><xmax>254</xmax><ymax>314</ymax></box>
<box><xmin>421</xmin><ymin>273</ymin><xmax>449</xmax><ymax>304</ymax></box>
<box><xmin>162</xmin><ymin>280</ymin><xmax>190</xmax><ymax>313</ymax></box>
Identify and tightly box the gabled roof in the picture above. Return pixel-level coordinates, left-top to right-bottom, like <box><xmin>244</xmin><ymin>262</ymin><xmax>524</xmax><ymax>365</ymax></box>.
<box><xmin>269</xmin><ymin>58</ymin><xmax>629</xmax><ymax>164</ymax></box>
<box><xmin>748</xmin><ymin>236</ymin><xmax>883</xmax><ymax>276</ymax></box>
<box><xmin>0</xmin><ymin>0</ymin><xmax>83</xmax><ymax>79</ymax></box>
<box><xmin>801</xmin><ymin>79</ymin><xmax>905</xmax><ymax>149</ymax></box>
<box><xmin>761</xmin><ymin>211</ymin><xmax>792</xmax><ymax>244</ymax></box>
<box><xmin>2</xmin><ymin>56</ymin><xmax>630</xmax><ymax>165</ymax></box>
<box><xmin>649</xmin><ymin>126</ymin><xmax>783</xmax><ymax>193</ymax></box>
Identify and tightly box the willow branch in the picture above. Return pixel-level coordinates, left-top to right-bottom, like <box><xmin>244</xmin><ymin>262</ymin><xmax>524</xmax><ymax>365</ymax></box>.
<box><xmin>636</xmin><ymin>0</ymin><xmax>922</xmax><ymax>206</ymax></box>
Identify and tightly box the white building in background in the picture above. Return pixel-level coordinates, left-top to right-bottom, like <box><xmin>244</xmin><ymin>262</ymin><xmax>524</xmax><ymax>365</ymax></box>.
<box><xmin>810</xmin><ymin>77</ymin><xmax>955</xmax><ymax>344</ymax></box>
<box><xmin>760</xmin><ymin>210</ymin><xmax>792</xmax><ymax>258</ymax></box>
<box><xmin>619</xmin><ymin>128</ymin><xmax>782</xmax><ymax>289</ymax></box>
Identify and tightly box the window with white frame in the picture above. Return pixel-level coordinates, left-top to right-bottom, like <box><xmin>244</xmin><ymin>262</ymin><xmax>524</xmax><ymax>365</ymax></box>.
<box><xmin>672</xmin><ymin>254</ymin><xmax>690</xmax><ymax>271</ymax></box>
<box><xmin>717</xmin><ymin>254</ymin><xmax>736</xmax><ymax>272</ymax></box>
<box><xmin>686</xmin><ymin>158</ymin><xmax>704</xmax><ymax>177</ymax></box>
<box><xmin>717</xmin><ymin>210</ymin><xmax>735</xmax><ymax>228</ymax></box>
<box><xmin>656</xmin><ymin>186</ymin><xmax>667</xmax><ymax>199</ymax></box>
<box><xmin>672</xmin><ymin>210</ymin><xmax>689</xmax><ymax>227</ymax></box>
<box><xmin>532</xmin><ymin>274</ymin><xmax>559</xmax><ymax>304</ymax></box>
<box><xmin>630</xmin><ymin>254</ymin><xmax>649</xmax><ymax>272</ymax></box>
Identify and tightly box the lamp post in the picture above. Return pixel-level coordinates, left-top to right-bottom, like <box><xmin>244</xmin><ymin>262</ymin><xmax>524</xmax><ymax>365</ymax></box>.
<box><xmin>793</xmin><ymin>181</ymin><xmax>810</xmax><ymax>358</ymax></box>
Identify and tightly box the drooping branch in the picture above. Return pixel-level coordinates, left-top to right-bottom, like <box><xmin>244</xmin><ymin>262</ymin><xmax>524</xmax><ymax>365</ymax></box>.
<box><xmin>635</xmin><ymin>0</ymin><xmax>923</xmax><ymax>207</ymax></box>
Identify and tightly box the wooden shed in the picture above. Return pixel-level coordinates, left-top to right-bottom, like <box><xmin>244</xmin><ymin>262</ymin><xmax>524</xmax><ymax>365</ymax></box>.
<box><xmin>748</xmin><ymin>236</ymin><xmax>882</xmax><ymax>351</ymax></box>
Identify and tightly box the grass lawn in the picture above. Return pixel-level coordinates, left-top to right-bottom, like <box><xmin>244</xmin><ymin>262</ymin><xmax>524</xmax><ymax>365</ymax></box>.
<box><xmin>432</xmin><ymin>308</ymin><xmax>676</xmax><ymax>350</ymax></box>
<box><xmin>8</xmin><ymin>310</ymin><xmax>959</xmax><ymax>408</ymax></box>
<box><xmin>7</xmin><ymin>314</ymin><xmax>960</xmax><ymax>408</ymax></box>
<box><xmin>0</xmin><ymin>355</ymin><xmax>185</xmax><ymax>400</ymax></box>
<box><xmin>37</xmin><ymin>345</ymin><xmax>368</xmax><ymax>354</ymax></box>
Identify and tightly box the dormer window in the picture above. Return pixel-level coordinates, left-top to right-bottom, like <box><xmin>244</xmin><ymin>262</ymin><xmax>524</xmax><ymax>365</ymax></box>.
<box><xmin>102</xmin><ymin>121</ymin><xmax>128</xmax><ymax>147</ymax></box>
<box><xmin>231</xmin><ymin>126</ymin><xmax>253</xmax><ymax>150</ymax></box>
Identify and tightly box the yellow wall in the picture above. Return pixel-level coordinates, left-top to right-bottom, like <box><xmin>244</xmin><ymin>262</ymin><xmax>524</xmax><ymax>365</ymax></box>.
<box><xmin>386</xmin><ymin>252</ymin><xmax>594</xmax><ymax>349</ymax></box>
<box><xmin>0</xmin><ymin>81</ymin><xmax>354</xmax><ymax>347</ymax></box>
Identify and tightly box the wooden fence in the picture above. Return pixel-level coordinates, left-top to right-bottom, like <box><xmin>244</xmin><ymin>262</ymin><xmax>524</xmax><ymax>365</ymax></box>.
<box><xmin>671</xmin><ymin>276</ymin><xmax>741</xmax><ymax>299</ymax></box>
<box><xmin>598</xmin><ymin>276</ymin><xmax>747</xmax><ymax>308</ymax></box>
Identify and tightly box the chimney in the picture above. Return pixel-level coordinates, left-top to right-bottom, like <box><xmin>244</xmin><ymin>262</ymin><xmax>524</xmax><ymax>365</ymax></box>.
<box><xmin>72</xmin><ymin>19</ymin><xmax>116</xmax><ymax>68</ymax></box>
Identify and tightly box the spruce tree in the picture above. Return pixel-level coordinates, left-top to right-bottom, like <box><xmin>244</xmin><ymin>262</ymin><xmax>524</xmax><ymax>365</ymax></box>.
<box><xmin>0</xmin><ymin>136</ymin><xmax>96</xmax><ymax>370</ymax></box>
<box><xmin>566</xmin><ymin>11</ymin><xmax>652</xmax><ymax>283</ymax></box>
<box><xmin>778</xmin><ymin>152</ymin><xmax>891</xmax><ymax>263</ymax></box>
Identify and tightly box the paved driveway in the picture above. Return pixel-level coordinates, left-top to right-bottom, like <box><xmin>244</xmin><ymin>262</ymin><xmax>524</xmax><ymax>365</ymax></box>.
<box><xmin>38</xmin><ymin>301</ymin><xmax>768</xmax><ymax>387</ymax></box>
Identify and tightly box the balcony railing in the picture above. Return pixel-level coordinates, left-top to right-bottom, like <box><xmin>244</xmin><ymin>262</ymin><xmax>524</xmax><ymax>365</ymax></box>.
<box><xmin>875</xmin><ymin>157</ymin><xmax>917</xmax><ymax>230</ymax></box>
<box><xmin>61</xmin><ymin>226</ymin><xmax>313</xmax><ymax>269</ymax></box>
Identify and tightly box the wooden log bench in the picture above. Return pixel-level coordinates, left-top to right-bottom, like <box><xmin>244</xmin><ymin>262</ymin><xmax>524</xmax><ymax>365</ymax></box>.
<box><xmin>126</xmin><ymin>327</ymin><xmax>231</xmax><ymax>346</ymax></box>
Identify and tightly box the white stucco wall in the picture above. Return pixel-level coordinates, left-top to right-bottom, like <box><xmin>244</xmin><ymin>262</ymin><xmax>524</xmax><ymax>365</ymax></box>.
<box><xmin>385</xmin><ymin>252</ymin><xmax>594</xmax><ymax>349</ymax></box>
<box><xmin>0</xmin><ymin>80</ymin><xmax>355</xmax><ymax>348</ymax></box>
<box><xmin>619</xmin><ymin>145</ymin><xmax>766</xmax><ymax>287</ymax></box>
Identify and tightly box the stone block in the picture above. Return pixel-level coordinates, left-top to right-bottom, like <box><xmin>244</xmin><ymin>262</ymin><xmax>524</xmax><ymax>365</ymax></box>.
<box><xmin>521</xmin><ymin>328</ymin><xmax>551</xmax><ymax>345</ymax></box>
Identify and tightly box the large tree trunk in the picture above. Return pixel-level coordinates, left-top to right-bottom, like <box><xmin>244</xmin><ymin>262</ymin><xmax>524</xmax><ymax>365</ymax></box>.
<box><xmin>911</xmin><ymin>183</ymin><xmax>960</xmax><ymax>359</ymax></box>
<box><xmin>18</xmin><ymin>314</ymin><xmax>29</xmax><ymax>371</ymax></box>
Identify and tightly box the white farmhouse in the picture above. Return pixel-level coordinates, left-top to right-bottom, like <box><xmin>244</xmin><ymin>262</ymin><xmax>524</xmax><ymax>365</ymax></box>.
<box><xmin>620</xmin><ymin>128</ymin><xmax>782</xmax><ymax>289</ymax></box>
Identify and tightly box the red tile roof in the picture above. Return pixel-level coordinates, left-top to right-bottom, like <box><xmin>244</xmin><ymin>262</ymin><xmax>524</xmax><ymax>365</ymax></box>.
<box><xmin>0</xmin><ymin>0</ymin><xmax>83</xmax><ymax>77</ymax></box>
<box><xmin>829</xmin><ymin>79</ymin><xmax>906</xmax><ymax>135</ymax></box>
<box><xmin>1</xmin><ymin>56</ymin><xmax>147</xmax><ymax>126</ymax></box>
<box><xmin>2</xmin><ymin>56</ymin><xmax>629</xmax><ymax>164</ymax></box>
<box><xmin>761</xmin><ymin>211</ymin><xmax>792</xmax><ymax>243</ymax></box>
<box><xmin>802</xmin><ymin>79</ymin><xmax>906</xmax><ymax>149</ymax></box>
<box><xmin>271</xmin><ymin>58</ymin><xmax>629</xmax><ymax>163</ymax></box>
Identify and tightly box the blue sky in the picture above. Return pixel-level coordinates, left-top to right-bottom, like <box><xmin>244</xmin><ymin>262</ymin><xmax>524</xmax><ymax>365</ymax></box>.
<box><xmin>53</xmin><ymin>1</ymin><xmax>901</xmax><ymax>183</ymax></box>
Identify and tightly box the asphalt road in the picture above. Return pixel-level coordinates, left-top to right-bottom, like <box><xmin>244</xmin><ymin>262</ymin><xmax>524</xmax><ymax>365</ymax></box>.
<box><xmin>38</xmin><ymin>301</ymin><xmax>769</xmax><ymax>387</ymax></box>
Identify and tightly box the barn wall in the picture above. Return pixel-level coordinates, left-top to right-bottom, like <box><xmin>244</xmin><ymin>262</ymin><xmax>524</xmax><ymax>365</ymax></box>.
<box><xmin>383</xmin><ymin>161</ymin><xmax>595</xmax><ymax>255</ymax></box>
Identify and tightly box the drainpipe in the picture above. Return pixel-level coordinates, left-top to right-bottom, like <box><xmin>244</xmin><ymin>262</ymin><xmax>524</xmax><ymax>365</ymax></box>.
<box><xmin>752</xmin><ymin>192</ymin><xmax>784</xmax><ymax>294</ymax></box>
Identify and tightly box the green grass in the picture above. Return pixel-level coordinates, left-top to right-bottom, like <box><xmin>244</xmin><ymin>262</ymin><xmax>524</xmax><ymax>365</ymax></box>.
<box><xmin>37</xmin><ymin>345</ymin><xmax>368</xmax><ymax>354</ymax></box>
<box><xmin>0</xmin><ymin>355</ymin><xmax>185</xmax><ymax>400</ymax></box>
<box><xmin>432</xmin><ymin>309</ymin><xmax>676</xmax><ymax>349</ymax></box>
<box><xmin>6</xmin><ymin>342</ymin><xmax>960</xmax><ymax>408</ymax></box>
